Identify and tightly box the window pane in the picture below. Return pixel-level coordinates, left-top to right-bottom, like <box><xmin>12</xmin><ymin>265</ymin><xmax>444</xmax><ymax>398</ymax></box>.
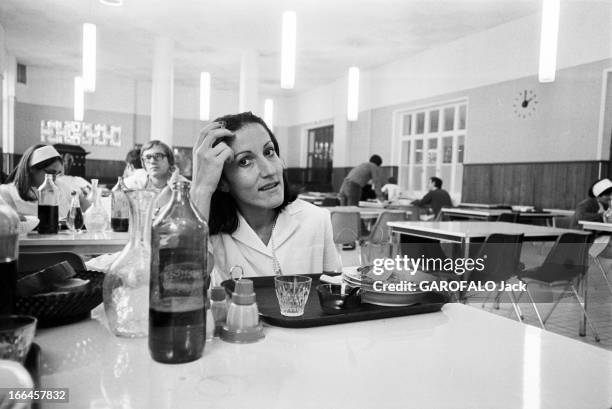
<box><xmin>455</xmin><ymin>164</ymin><xmax>463</xmax><ymax>194</ymax></box>
<box><xmin>414</xmin><ymin>140</ymin><xmax>423</xmax><ymax>164</ymax></box>
<box><xmin>442</xmin><ymin>137</ymin><xmax>453</xmax><ymax>163</ymax></box>
<box><xmin>425</xmin><ymin>165</ymin><xmax>437</xmax><ymax>181</ymax></box>
<box><xmin>400</xmin><ymin>166</ymin><xmax>410</xmax><ymax>190</ymax></box>
<box><xmin>402</xmin><ymin>114</ymin><xmax>412</xmax><ymax>136</ymax></box>
<box><xmin>412</xmin><ymin>166</ymin><xmax>423</xmax><ymax>190</ymax></box>
<box><xmin>457</xmin><ymin>135</ymin><xmax>465</xmax><ymax>163</ymax></box>
<box><xmin>428</xmin><ymin>110</ymin><xmax>439</xmax><ymax>133</ymax></box>
<box><xmin>401</xmin><ymin>140</ymin><xmax>411</xmax><ymax>165</ymax></box>
<box><xmin>458</xmin><ymin>105</ymin><xmax>466</xmax><ymax>130</ymax></box>
<box><xmin>426</xmin><ymin>139</ymin><xmax>437</xmax><ymax>164</ymax></box>
<box><xmin>416</xmin><ymin>112</ymin><xmax>425</xmax><ymax>134</ymax></box>
<box><xmin>441</xmin><ymin>165</ymin><xmax>452</xmax><ymax>189</ymax></box>
<box><xmin>443</xmin><ymin>107</ymin><xmax>455</xmax><ymax>131</ymax></box>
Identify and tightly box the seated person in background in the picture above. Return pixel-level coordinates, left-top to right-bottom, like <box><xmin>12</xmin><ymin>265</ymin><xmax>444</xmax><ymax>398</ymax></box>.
<box><xmin>0</xmin><ymin>144</ymin><xmax>89</xmax><ymax>218</ymax></box>
<box><xmin>338</xmin><ymin>155</ymin><xmax>385</xmax><ymax>206</ymax></box>
<box><xmin>381</xmin><ymin>176</ymin><xmax>401</xmax><ymax>201</ymax></box>
<box><xmin>569</xmin><ymin>177</ymin><xmax>612</xmax><ymax>229</ymax></box>
<box><xmin>123</xmin><ymin>148</ymin><xmax>147</xmax><ymax>179</ymax></box>
<box><xmin>191</xmin><ymin>112</ymin><xmax>340</xmax><ymax>283</ymax></box>
<box><xmin>411</xmin><ymin>176</ymin><xmax>453</xmax><ymax>218</ymax></box>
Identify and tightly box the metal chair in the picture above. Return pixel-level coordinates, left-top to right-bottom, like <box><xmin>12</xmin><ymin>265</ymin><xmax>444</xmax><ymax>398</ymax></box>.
<box><xmin>360</xmin><ymin>210</ymin><xmax>407</xmax><ymax>265</ymax></box>
<box><xmin>330</xmin><ymin>211</ymin><xmax>361</xmax><ymax>266</ymax></box>
<box><xmin>517</xmin><ymin>232</ymin><xmax>600</xmax><ymax>342</ymax></box>
<box><xmin>590</xmin><ymin>236</ymin><xmax>612</xmax><ymax>296</ymax></box>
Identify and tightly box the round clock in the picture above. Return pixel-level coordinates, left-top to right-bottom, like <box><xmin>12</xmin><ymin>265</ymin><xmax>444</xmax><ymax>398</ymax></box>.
<box><xmin>512</xmin><ymin>89</ymin><xmax>538</xmax><ymax>118</ymax></box>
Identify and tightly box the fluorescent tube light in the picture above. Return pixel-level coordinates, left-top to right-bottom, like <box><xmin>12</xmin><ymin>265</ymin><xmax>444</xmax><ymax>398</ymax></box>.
<box><xmin>538</xmin><ymin>0</ymin><xmax>560</xmax><ymax>83</ymax></box>
<box><xmin>280</xmin><ymin>11</ymin><xmax>296</xmax><ymax>89</ymax></box>
<box><xmin>264</xmin><ymin>99</ymin><xmax>274</xmax><ymax>128</ymax></box>
<box><xmin>199</xmin><ymin>72</ymin><xmax>211</xmax><ymax>121</ymax></box>
<box><xmin>74</xmin><ymin>77</ymin><xmax>84</xmax><ymax>121</ymax></box>
<box><xmin>82</xmin><ymin>23</ymin><xmax>97</xmax><ymax>92</ymax></box>
<box><xmin>347</xmin><ymin>67</ymin><xmax>360</xmax><ymax>121</ymax></box>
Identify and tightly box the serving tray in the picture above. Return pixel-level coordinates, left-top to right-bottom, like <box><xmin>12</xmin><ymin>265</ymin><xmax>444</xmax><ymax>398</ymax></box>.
<box><xmin>222</xmin><ymin>274</ymin><xmax>449</xmax><ymax>328</ymax></box>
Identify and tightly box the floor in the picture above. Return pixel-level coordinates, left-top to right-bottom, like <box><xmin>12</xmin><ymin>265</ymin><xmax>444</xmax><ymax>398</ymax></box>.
<box><xmin>340</xmin><ymin>240</ymin><xmax>612</xmax><ymax>351</ymax></box>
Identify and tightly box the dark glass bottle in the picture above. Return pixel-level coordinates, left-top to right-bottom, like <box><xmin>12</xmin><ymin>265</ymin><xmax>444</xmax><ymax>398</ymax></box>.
<box><xmin>0</xmin><ymin>203</ymin><xmax>20</xmax><ymax>314</ymax></box>
<box><xmin>149</xmin><ymin>181</ymin><xmax>209</xmax><ymax>364</ymax></box>
<box><xmin>37</xmin><ymin>174</ymin><xmax>60</xmax><ymax>234</ymax></box>
<box><xmin>111</xmin><ymin>177</ymin><xmax>129</xmax><ymax>232</ymax></box>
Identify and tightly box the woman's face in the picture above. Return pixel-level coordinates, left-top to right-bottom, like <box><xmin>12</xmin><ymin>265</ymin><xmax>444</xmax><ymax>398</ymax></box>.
<box><xmin>31</xmin><ymin>159</ymin><xmax>63</xmax><ymax>188</ymax></box>
<box><xmin>142</xmin><ymin>145</ymin><xmax>171</xmax><ymax>178</ymax></box>
<box><xmin>222</xmin><ymin>123</ymin><xmax>284</xmax><ymax>212</ymax></box>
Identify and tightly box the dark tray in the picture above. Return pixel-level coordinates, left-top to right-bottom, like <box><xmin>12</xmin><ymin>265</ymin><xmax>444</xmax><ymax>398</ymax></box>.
<box><xmin>222</xmin><ymin>274</ymin><xmax>449</xmax><ymax>328</ymax></box>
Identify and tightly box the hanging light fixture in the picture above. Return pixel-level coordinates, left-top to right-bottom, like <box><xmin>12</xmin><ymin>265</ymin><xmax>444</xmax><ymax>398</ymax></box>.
<box><xmin>264</xmin><ymin>99</ymin><xmax>274</xmax><ymax>129</ymax></box>
<box><xmin>99</xmin><ymin>0</ymin><xmax>123</xmax><ymax>6</ymax></box>
<box><xmin>74</xmin><ymin>77</ymin><xmax>85</xmax><ymax>121</ymax></box>
<box><xmin>280</xmin><ymin>11</ymin><xmax>296</xmax><ymax>89</ymax></box>
<box><xmin>199</xmin><ymin>72</ymin><xmax>211</xmax><ymax>121</ymax></box>
<box><xmin>82</xmin><ymin>23</ymin><xmax>97</xmax><ymax>92</ymax></box>
<box><xmin>538</xmin><ymin>0</ymin><xmax>560</xmax><ymax>83</ymax></box>
<box><xmin>347</xmin><ymin>67</ymin><xmax>360</xmax><ymax>121</ymax></box>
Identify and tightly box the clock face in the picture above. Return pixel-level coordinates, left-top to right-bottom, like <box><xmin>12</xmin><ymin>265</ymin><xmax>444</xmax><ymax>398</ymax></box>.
<box><xmin>513</xmin><ymin>89</ymin><xmax>538</xmax><ymax>118</ymax></box>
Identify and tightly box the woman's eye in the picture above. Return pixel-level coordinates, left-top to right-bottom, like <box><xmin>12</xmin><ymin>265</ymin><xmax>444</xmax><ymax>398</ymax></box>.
<box><xmin>238</xmin><ymin>157</ymin><xmax>252</xmax><ymax>167</ymax></box>
<box><xmin>265</xmin><ymin>148</ymin><xmax>276</xmax><ymax>157</ymax></box>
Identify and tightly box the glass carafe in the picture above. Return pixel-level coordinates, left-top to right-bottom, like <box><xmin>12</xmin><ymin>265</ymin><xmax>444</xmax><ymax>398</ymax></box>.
<box><xmin>149</xmin><ymin>181</ymin><xmax>209</xmax><ymax>363</ymax></box>
<box><xmin>104</xmin><ymin>189</ymin><xmax>157</xmax><ymax>338</ymax></box>
<box><xmin>84</xmin><ymin>179</ymin><xmax>108</xmax><ymax>233</ymax></box>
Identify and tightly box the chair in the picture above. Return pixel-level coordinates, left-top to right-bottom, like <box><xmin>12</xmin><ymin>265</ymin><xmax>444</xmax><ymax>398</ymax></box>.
<box><xmin>497</xmin><ymin>212</ymin><xmax>519</xmax><ymax>223</ymax></box>
<box><xmin>330</xmin><ymin>211</ymin><xmax>361</xmax><ymax>266</ymax></box>
<box><xmin>517</xmin><ymin>232</ymin><xmax>600</xmax><ymax>342</ymax></box>
<box><xmin>360</xmin><ymin>211</ymin><xmax>407</xmax><ymax>264</ymax></box>
<box><xmin>18</xmin><ymin>251</ymin><xmax>86</xmax><ymax>275</ymax></box>
<box><xmin>590</xmin><ymin>235</ymin><xmax>612</xmax><ymax>296</ymax></box>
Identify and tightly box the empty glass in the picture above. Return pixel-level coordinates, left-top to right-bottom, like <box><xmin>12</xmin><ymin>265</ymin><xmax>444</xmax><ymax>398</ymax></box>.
<box><xmin>274</xmin><ymin>276</ymin><xmax>312</xmax><ymax>317</ymax></box>
<box><xmin>0</xmin><ymin>315</ymin><xmax>37</xmax><ymax>364</ymax></box>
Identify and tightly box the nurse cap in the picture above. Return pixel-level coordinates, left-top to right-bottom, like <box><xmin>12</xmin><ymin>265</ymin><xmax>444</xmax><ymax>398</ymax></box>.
<box><xmin>592</xmin><ymin>178</ymin><xmax>612</xmax><ymax>197</ymax></box>
<box><xmin>30</xmin><ymin>145</ymin><xmax>61</xmax><ymax>167</ymax></box>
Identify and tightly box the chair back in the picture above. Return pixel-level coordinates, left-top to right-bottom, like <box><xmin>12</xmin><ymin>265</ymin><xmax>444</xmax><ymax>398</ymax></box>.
<box><xmin>330</xmin><ymin>211</ymin><xmax>361</xmax><ymax>244</ymax></box>
<box><xmin>497</xmin><ymin>212</ymin><xmax>519</xmax><ymax>223</ymax></box>
<box><xmin>367</xmin><ymin>211</ymin><xmax>407</xmax><ymax>244</ymax></box>
<box><xmin>321</xmin><ymin>197</ymin><xmax>341</xmax><ymax>207</ymax></box>
<box><xmin>537</xmin><ymin>232</ymin><xmax>594</xmax><ymax>282</ymax></box>
<box><xmin>18</xmin><ymin>251</ymin><xmax>86</xmax><ymax>275</ymax></box>
<box><xmin>468</xmin><ymin>234</ymin><xmax>524</xmax><ymax>283</ymax></box>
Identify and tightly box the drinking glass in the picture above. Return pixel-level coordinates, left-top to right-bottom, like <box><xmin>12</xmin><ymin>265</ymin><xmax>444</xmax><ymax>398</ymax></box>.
<box><xmin>274</xmin><ymin>276</ymin><xmax>312</xmax><ymax>317</ymax></box>
<box><xmin>0</xmin><ymin>315</ymin><xmax>37</xmax><ymax>364</ymax></box>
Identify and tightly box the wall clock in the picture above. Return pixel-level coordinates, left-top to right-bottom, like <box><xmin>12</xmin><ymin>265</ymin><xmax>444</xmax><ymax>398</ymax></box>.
<box><xmin>513</xmin><ymin>89</ymin><xmax>538</xmax><ymax>118</ymax></box>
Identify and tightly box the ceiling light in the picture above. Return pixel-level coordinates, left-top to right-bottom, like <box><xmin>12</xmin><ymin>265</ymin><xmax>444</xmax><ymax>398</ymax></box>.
<box><xmin>264</xmin><ymin>99</ymin><xmax>274</xmax><ymax>129</ymax></box>
<box><xmin>199</xmin><ymin>72</ymin><xmax>211</xmax><ymax>121</ymax></box>
<box><xmin>82</xmin><ymin>23</ymin><xmax>97</xmax><ymax>92</ymax></box>
<box><xmin>99</xmin><ymin>0</ymin><xmax>123</xmax><ymax>6</ymax></box>
<box><xmin>538</xmin><ymin>0</ymin><xmax>560</xmax><ymax>83</ymax></box>
<box><xmin>74</xmin><ymin>77</ymin><xmax>84</xmax><ymax>121</ymax></box>
<box><xmin>280</xmin><ymin>11</ymin><xmax>296</xmax><ymax>89</ymax></box>
<box><xmin>347</xmin><ymin>67</ymin><xmax>360</xmax><ymax>121</ymax></box>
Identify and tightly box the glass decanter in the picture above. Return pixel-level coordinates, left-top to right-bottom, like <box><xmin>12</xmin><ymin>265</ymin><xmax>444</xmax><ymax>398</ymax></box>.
<box><xmin>104</xmin><ymin>189</ymin><xmax>157</xmax><ymax>338</ymax></box>
<box><xmin>84</xmin><ymin>179</ymin><xmax>108</xmax><ymax>233</ymax></box>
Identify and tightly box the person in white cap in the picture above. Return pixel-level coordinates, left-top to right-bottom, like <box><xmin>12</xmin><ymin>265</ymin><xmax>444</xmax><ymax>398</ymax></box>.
<box><xmin>569</xmin><ymin>177</ymin><xmax>612</xmax><ymax>229</ymax></box>
<box><xmin>0</xmin><ymin>144</ymin><xmax>89</xmax><ymax>218</ymax></box>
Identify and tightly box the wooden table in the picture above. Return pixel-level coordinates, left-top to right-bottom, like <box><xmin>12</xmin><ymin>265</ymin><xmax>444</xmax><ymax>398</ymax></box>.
<box><xmin>31</xmin><ymin>303</ymin><xmax>612</xmax><ymax>409</ymax></box>
<box><xmin>19</xmin><ymin>231</ymin><xmax>129</xmax><ymax>255</ymax></box>
<box><xmin>388</xmin><ymin>221</ymin><xmax>591</xmax><ymax>334</ymax></box>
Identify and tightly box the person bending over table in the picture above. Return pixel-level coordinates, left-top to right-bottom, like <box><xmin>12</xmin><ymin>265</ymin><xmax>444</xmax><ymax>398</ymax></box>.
<box><xmin>191</xmin><ymin>112</ymin><xmax>340</xmax><ymax>284</ymax></box>
<box><xmin>338</xmin><ymin>155</ymin><xmax>386</xmax><ymax>206</ymax></box>
<box><xmin>0</xmin><ymin>144</ymin><xmax>90</xmax><ymax>219</ymax></box>
<box><xmin>411</xmin><ymin>176</ymin><xmax>453</xmax><ymax>218</ymax></box>
<box><xmin>569</xmin><ymin>177</ymin><xmax>612</xmax><ymax>229</ymax></box>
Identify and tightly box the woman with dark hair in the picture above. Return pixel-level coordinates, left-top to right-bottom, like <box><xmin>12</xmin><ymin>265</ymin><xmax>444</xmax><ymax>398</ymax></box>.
<box><xmin>569</xmin><ymin>177</ymin><xmax>612</xmax><ymax>229</ymax></box>
<box><xmin>191</xmin><ymin>112</ymin><xmax>339</xmax><ymax>282</ymax></box>
<box><xmin>0</xmin><ymin>144</ymin><xmax>88</xmax><ymax>217</ymax></box>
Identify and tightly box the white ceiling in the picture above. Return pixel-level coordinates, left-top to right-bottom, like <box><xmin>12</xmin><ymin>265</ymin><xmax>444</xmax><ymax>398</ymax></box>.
<box><xmin>0</xmin><ymin>0</ymin><xmax>542</xmax><ymax>96</ymax></box>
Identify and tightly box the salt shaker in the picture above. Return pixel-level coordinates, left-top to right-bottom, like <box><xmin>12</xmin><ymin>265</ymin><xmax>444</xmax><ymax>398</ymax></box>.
<box><xmin>220</xmin><ymin>279</ymin><xmax>264</xmax><ymax>343</ymax></box>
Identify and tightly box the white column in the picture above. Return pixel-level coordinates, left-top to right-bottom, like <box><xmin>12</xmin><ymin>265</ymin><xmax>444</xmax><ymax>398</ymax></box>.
<box><xmin>2</xmin><ymin>54</ymin><xmax>16</xmax><ymax>156</ymax></box>
<box><xmin>150</xmin><ymin>36</ymin><xmax>174</xmax><ymax>145</ymax></box>
<box><xmin>239</xmin><ymin>50</ymin><xmax>259</xmax><ymax>114</ymax></box>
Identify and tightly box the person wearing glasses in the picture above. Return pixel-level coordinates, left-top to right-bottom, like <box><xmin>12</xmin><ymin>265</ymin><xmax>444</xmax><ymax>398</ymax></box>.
<box><xmin>0</xmin><ymin>144</ymin><xmax>89</xmax><ymax>217</ymax></box>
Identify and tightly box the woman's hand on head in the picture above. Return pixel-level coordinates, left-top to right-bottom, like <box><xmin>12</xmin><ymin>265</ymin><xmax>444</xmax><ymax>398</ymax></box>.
<box><xmin>192</xmin><ymin>121</ymin><xmax>235</xmax><ymax>194</ymax></box>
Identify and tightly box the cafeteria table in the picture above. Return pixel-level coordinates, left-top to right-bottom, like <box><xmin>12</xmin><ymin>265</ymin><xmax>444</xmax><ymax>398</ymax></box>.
<box><xmin>387</xmin><ymin>221</ymin><xmax>591</xmax><ymax>335</ymax></box>
<box><xmin>579</xmin><ymin>220</ymin><xmax>612</xmax><ymax>233</ymax></box>
<box><xmin>440</xmin><ymin>207</ymin><xmax>558</xmax><ymax>225</ymax></box>
<box><xmin>32</xmin><ymin>303</ymin><xmax>612</xmax><ymax>409</ymax></box>
<box><xmin>19</xmin><ymin>231</ymin><xmax>129</xmax><ymax>255</ymax></box>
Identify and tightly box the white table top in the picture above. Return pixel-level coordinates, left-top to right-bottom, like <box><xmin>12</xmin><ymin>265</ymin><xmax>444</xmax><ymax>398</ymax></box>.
<box><xmin>33</xmin><ymin>303</ymin><xmax>612</xmax><ymax>409</ymax></box>
<box><xmin>579</xmin><ymin>220</ymin><xmax>612</xmax><ymax>232</ymax></box>
<box><xmin>325</xmin><ymin>206</ymin><xmax>407</xmax><ymax>219</ymax></box>
<box><xmin>19</xmin><ymin>231</ymin><xmax>129</xmax><ymax>255</ymax></box>
<box><xmin>458</xmin><ymin>202</ymin><xmax>504</xmax><ymax>209</ymax></box>
<box><xmin>442</xmin><ymin>208</ymin><xmax>555</xmax><ymax>219</ymax></box>
<box><xmin>388</xmin><ymin>221</ymin><xmax>583</xmax><ymax>241</ymax></box>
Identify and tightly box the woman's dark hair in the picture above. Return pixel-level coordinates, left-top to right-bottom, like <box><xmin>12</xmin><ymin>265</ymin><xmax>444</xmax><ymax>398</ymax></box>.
<box><xmin>140</xmin><ymin>140</ymin><xmax>175</xmax><ymax>167</ymax></box>
<box><xmin>7</xmin><ymin>144</ymin><xmax>63</xmax><ymax>201</ymax></box>
<box><xmin>208</xmin><ymin>111</ymin><xmax>296</xmax><ymax>235</ymax></box>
